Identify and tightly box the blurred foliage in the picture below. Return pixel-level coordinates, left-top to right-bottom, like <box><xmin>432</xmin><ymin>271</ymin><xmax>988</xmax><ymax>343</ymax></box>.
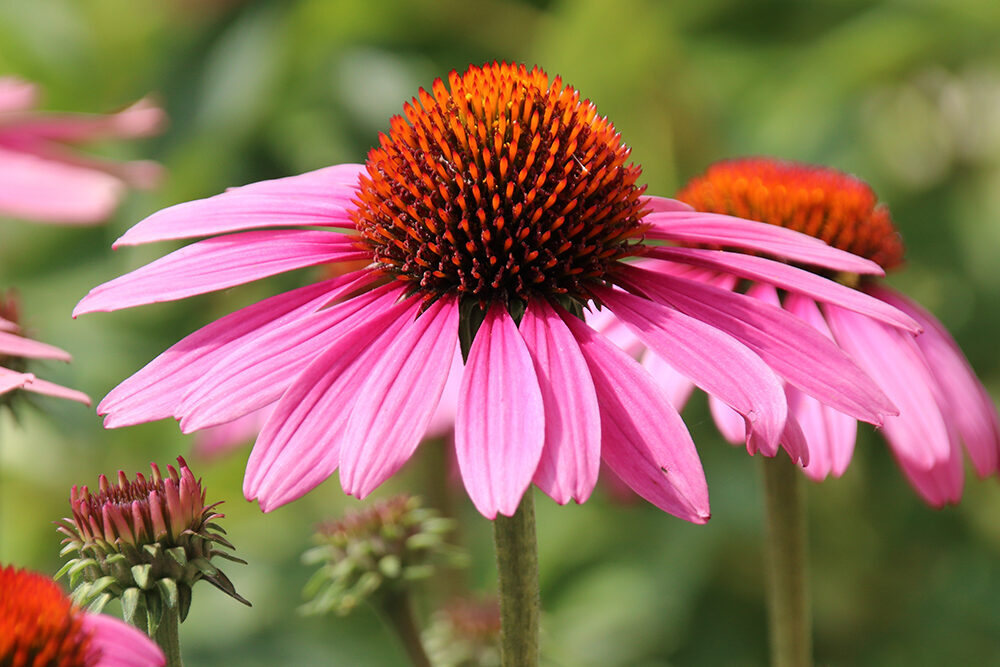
<box><xmin>2</xmin><ymin>0</ymin><xmax>1000</xmax><ymax>665</ymax></box>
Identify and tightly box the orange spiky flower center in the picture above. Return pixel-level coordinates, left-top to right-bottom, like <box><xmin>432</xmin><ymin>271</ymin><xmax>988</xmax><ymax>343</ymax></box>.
<box><xmin>0</xmin><ymin>566</ymin><xmax>93</xmax><ymax>667</ymax></box>
<box><xmin>677</xmin><ymin>158</ymin><xmax>904</xmax><ymax>272</ymax></box>
<box><xmin>352</xmin><ymin>62</ymin><xmax>648</xmax><ymax>305</ymax></box>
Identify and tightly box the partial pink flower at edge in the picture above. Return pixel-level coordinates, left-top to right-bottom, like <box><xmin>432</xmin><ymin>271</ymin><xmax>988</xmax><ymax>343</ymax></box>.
<box><xmin>0</xmin><ymin>77</ymin><xmax>165</xmax><ymax>225</ymax></box>
<box><xmin>74</xmin><ymin>63</ymin><xmax>915</xmax><ymax>522</ymax></box>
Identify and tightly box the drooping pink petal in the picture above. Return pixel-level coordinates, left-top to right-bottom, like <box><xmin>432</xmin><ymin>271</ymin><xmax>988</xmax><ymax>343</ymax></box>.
<box><xmin>0</xmin><ymin>367</ymin><xmax>33</xmax><ymax>394</ymax></box>
<box><xmin>0</xmin><ymin>145</ymin><xmax>122</xmax><ymax>224</ymax></box>
<box><xmin>561</xmin><ymin>311</ymin><xmax>710</xmax><ymax>523</ymax></box>
<box><xmin>894</xmin><ymin>435</ymin><xmax>964</xmax><ymax>508</ymax></box>
<box><xmin>80</xmin><ymin>611</ymin><xmax>166</xmax><ymax>667</ymax></box>
<box><xmin>0</xmin><ymin>77</ymin><xmax>38</xmax><ymax>112</ymax></box>
<box><xmin>455</xmin><ymin>304</ymin><xmax>545</xmax><ymax>519</ymax></box>
<box><xmin>640</xmin><ymin>195</ymin><xmax>694</xmax><ymax>213</ymax></box>
<box><xmin>0</xmin><ymin>316</ymin><xmax>17</xmax><ymax>331</ymax></box>
<box><xmin>74</xmin><ymin>230</ymin><xmax>367</xmax><ymax>314</ymax></box>
<box><xmin>176</xmin><ymin>284</ymin><xmax>396</xmax><ymax>431</ymax></box>
<box><xmin>595</xmin><ymin>284</ymin><xmax>787</xmax><ymax>456</ymax></box>
<box><xmin>623</xmin><ymin>265</ymin><xmax>897</xmax><ymax>425</ymax></box>
<box><xmin>707</xmin><ymin>393</ymin><xmax>809</xmax><ymax>463</ymax></box>
<box><xmin>783</xmin><ymin>293</ymin><xmax>857</xmax><ymax>480</ymax></box>
<box><xmin>644</xmin><ymin>246</ymin><xmax>920</xmax><ymax>332</ymax></box>
<box><xmin>871</xmin><ymin>286</ymin><xmax>1000</xmax><ymax>478</ymax></box>
<box><xmin>20</xmin><ymin>377</ymin><xmax>90</xmax><ymax>404</ymax></box>
<box><xmin>520</xmin><ymin>298</ymin><xmax>601</xmax><ymax>505</ymax></box>
<box><xmin>7</xmin><ymin>97</ymin><xmax>165</xmax><ymax>142</ymax></box>
<box><xmin>640</xmin><ymin>349</ymin><xmax>695</xmax><ymax>412</ymax></box>
<box><xmin>97</xmin><ymin>271</ymin><xmax>374</xmax><ymax>428</ymax></box>
<box><xmin>340</xmin><ymin>297</ymin><xmax>459</xmax><ymax>498</ymax></box>
<box><xmin>113</xmin><ymin>164</ymin><xmax>365</xmax><ymax>246</ymax></box>
<box><xmin>644</xmin><ymin>211</ymin><xmax>885</xmax><ymax>275</ymax></box>
<box><xmin>244</xmin><ymin>293</ymin><xmax>420</xmax><ymax>511</ymax></box>
<box><xmin>0</xmin><ymin>330</ymin><xmax>71</xmax><ymax>361</ymax></box>
<box><xmin>824</xmin><ymin>303</ymin><xmax>952</xmax><ymax>470</ymax></box>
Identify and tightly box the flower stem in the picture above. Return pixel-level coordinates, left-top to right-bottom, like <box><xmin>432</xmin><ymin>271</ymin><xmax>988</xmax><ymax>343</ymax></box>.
<box><xmin>153</xmin><ymin>603</ymin><xmax>184</xmax><ymax>667</ymax></box>
<box><xmin>492</xmin><ymin>489</ymin><xmax>540</xmax><ymax>667</ymax></box>
<box><xmin>761</xmin><ymin>456</ymin><xmax>813</xmax><ymax>667</ymax></box>
<box><xmin>381</xmin><ymin>591</ymin><xmax>432</xmax><ymax>667</ymax></box>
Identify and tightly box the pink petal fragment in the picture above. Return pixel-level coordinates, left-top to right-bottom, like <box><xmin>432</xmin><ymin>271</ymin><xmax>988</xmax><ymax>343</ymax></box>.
<box><xmin>562</xmin><ymin>312</ymin><xmax>710</xmax><ymax>523</ymax></box>
<box><xmin>644</xmin><ymin>246</ymin><xmax>920</xmax><ymax>332</ymax></box>
<box><xmin>114</xmin><ymin>164</ymin><xmax>365</xmax><ymax>246</ymax></box>
<box><xmin>0</xmin><ymin>330</ymin><xmax>71</xmax><ymax>361</ymax></box>
<box><xmin>20</xmin><ymin>377</ymin><xmax>90</xmax><ymax>405</ymax></box>
<box><xmin>895</xmin><ymin>434</ymin><xmax>964</xmax><ymax>508</ymax></box>
<box><xmin>455</xmin><ymin>305</ymin><xmax>545</xmax><ymax>519</ymax></box>
<box><xmin>0</xmin><ymin>367</ymin><xmax>34</xmax><ymax>395</ymax></box>
<box><xmin>640</xmin><ymin>350</ymin><xmax>695</xmax><ymax>412</ymax></box>
<box><xmin>426</xmin><ymin>348</ymin><xmax>463</xmax><ymax>439</ymax></box>
<box><xmin>0</xmin><ymin>77</ymin><xmax>38</xmax><ymax>112</ymax></box>
<box><xmin>0</xmin><ymin>145</ymin><xmax>122</xmax><ymax>224</ymax></box>
<box><xmin>75</xmin><ymin>230</ymin><xmax>367</xmax><ymax>314</ymax></box>
<box><xmin>595</xmin><ymin>284</ymin><xmax>786</xmax><ymax>456</ymax></box>
<box><xmin>624</xmin><ymin>265</ymin><xmax>897</xmax><ymax>425</ymax></box>
<box><xmin>340</xmin><ymin>297</ymin><xmax>459</xmax><ymax>498</ymax></box>
<box><xmin>872</xmin><ymin>286</ymin><xmax>1000</xmax><ymax>478</ymax></box>
<box><xmin>97</xmin><ymin>271</ymin><xmax>373</xmax><ymax>428</ymax></box>
<box><xmin>640</xmin><ymin>195</ymin><xmax>694</xmax><ymax>214</ymax></box>
<box><xmin>824</xmin><ymin>303</ymin><xmax>952</xmax><ymax>470</ymax></box>
<box><xmin>8</xmin><ymin>97</ymin><xmax>165</xmax><ymax>142</ymax></box>
<box><xmin>245</xmin><ymin>293</ymin><xmax>420</xmax><ymax>511</ymax></box>
<box><xmin>81</xmin><ymin>611</ymin><xmax>165</xmax><ymax>667</ymax></box>
<box><xmin>520</xmin><ymin>298</ymin><xmax>601</xmax><ymax>505</ymax></box>
<box><xmin>644</xmin><ymin>211</ymin><xmax>884</xmax><ymax>275</ymax></box>
<box><xmin>176</xmin><ymin>284</ymin><xmax>396</xmax><ymax>431</ymax></box>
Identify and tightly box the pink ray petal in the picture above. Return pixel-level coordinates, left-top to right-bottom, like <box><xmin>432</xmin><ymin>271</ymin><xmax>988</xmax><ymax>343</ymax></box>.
<box><xmin>245</xmin><ymin>295</ymin><xmax>420</xmax><ymax>511</ymax></box>
<box><xmin>0</xmin><ymin>367</ymin><xmax>34</xmax><ymax>394</ymax></box>
<box><xmin>455</xmin><ymin>304</ymin><xmax>545</xmax><ymax>519</ymax></box>
<box><xmin>520</xmin><ymin>298</ymin><xmax>601</xmax><ymax>505</ymax></box>
<box><xmin>97</xmin><ymin>271</ymin><xmax>373</xmax><ymax>427</ymax></box>
<box><xmin>426</xmin><ymin>348</ymin><xmax>463</xmax><ymax>439</ymax></box>
<box><xmin>0</xmin><ymin>316</ymin><xmax>17</xmax><ymax>331</ymax></box>
<box><xmin>783</xmin><ymin>293</ymin><xmax>857</xmax><ymax>480</ymax></box>
<box><xmin>0</xmin><ymin>77</ymin><xmax>38</xmax><ymax>112</ymax></box>
<box><xmin>193</xmin><ymin>407</ymin><xmax>271</xmax><ymax>460</ymax></box>
<box><xmin>561</xmin><ymin>311</ymin><xmax>710</xmax><ymax>523</ymax></box>
<box><xmin>20</xmin><ymin>377</ymin><xmax>90</xmax><ymax>404</ymax></box>
<box><xmin>894</xmin><ymin>435</ymin><xmax>964</xmax><ymax>508</ymax></box>
<box><xmin>8</xmin><ymin>97</ymin><xmax>165</xmax><ymax>142</ymax></box>
<box><xmin>75</xmin><ymin>230</ymin><xmax>367</xmax><ymax>314</ymax></box>
<box><xmin>0</xmin><ymin>330</ymin><xmax>71</xmax><ymax>361</ymax></box>
<box><xmin>80</xmin><ymin>611</ymin><xmax>166</xmax><ymax>667</ymax></box>
<box><xmin>644</xmin><ymin>211</ymin><xmax>884</xmax><ymax>275</ymax></box>
<box><xmin>176</xmin><ymin>284</ymin><xmax>397</xmax><ymax>431</ymax></box>
<box><xmin>644</xmin><ymin>246</ymin><xmax>920</xmax><ymax>332</ymax></box>
<box><xmin>872</xmin><ymin>286</ymin><xmax>1000</xmax><ymax>477</ymax></box>
<box><xmin>824</xmin><ymin>304</ymin><xmax>952</xmax><ymax>469</ymax></box>
<box><xmin>640</xmin><ymin>194</ymin><xmax>694</xmax><ymax>213</ymax></box>
<box><xmin>640</xmin><ymin>349</ymin><xmax>695</xmax><ymax>412</ymax></box>
<box><xmin>708</xmin><ymin>390</ymin><xmax>809</xmax><ymax>463</ymax></box>
<box><xmin>595</xmin><ymin>284</ymin><xmax>786</xmax><ymax>455</ymax></box>
<box><xmin>624</xmin><ymin>265</ymin><xmax>897</xmax><ymax>425</ymax></box>
<box><xmin>340</xmin><ymin>297</ymin><xmax>459</xmax><ymax>497</ymax></box>
<box><xmin>583</xmin><ymin>306</ymin><xmax>642</xmax><ymax>356</ymax></box>
<box><xmin>114</xmin><ymin>164</ymin><xmax>365</xmax><ymax>246</ymax></box>
<box><xmin>0</xmin><ymin>145</ymin><xmax>122</xmax><ymax>224</ymax></box>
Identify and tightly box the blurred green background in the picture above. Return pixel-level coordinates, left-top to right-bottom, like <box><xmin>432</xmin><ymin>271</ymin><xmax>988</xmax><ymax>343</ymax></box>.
<box><xmin>2</xmin><ymin>0</ymin><xmax>1000</xmax><ymax>665</ymax></box>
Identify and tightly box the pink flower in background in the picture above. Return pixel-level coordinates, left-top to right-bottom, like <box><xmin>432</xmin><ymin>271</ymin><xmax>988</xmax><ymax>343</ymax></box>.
<box><xmin>665</xmin><ymin>157</ymin><xmax>1000</xmax><ymax>506</ymax></box>
<box><xmin>76</xmin><ymin>63</ymin><xmax>914</xmax><ymax>520</ymax></box>
<box><xmin>0</xmin><ymin>290</ymin><xmax>89</xmax><ymax>405</ymax></box>
<box><xmin>0</xmin><ymin>77</ymin><xmax>164</xmax><ymax>225</ymax></box>
<box><xmin>0</xmin><ymin>565</ymin><xmax>165</xmax><ymax>666</ymax></box>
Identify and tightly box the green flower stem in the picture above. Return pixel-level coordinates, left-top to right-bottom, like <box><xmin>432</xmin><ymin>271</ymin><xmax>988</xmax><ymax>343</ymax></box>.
<box><xmin>761</xmin><ymin>456</ymin><xmax>813</xmax><ymax>667</ymax></box>
<box><xmin>492</xmin><ymin>489</ymin><xmax>540</xmax><ymax>667</ymax></box>
<box><xmin>153</xmin><ymin>603</ymin><xmax>184</xmax><ymax>667</ymax></box>
<box><xmin>381</xmin><ymin>591</ymin><xmax>432</xmax><ymax>667</ymax></box>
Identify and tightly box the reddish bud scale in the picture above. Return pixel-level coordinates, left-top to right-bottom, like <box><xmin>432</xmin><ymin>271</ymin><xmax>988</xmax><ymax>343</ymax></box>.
<box><xmin>0</xmin><ymin>566</ymin><xmax>93</xmax><ymax>667</ymax></box>
<box><xmin>352</xmin><ymin>62</ymin><xmax>649</xmax><ymax>304</ymax></box>
<box><xmin>677</xmin><ymin>158</ymin><xmax>905</xmax><ymax>271</ymax></box>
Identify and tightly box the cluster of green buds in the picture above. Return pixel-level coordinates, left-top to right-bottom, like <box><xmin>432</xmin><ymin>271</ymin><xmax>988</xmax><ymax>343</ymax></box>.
<box><xmin>301</xmin><ymin>495</ymin><xmax>464</xmax><ymax>617</ymax></box>
<box><xmin>56</xmin><ymin>456</ymin><xmax>249</xmax><ymax>634</ymax></box>
<box><xmin>423</xmin><ymin>596</ymin><xmax>502</xmax><ymax>667</ymax></box>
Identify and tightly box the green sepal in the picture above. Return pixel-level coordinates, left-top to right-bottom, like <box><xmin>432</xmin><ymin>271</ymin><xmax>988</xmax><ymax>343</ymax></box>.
<box><xmin>121</xmin><ymin>587</ymin><xmax>144</xmax><ymax>628</ymax></box>
<box><xmin>167</xmin><ymin>546</ymin><xmax>187</xmax><ymax>568</ymax></box>
<box><xmin>157</xmin><ymin>577</ymin><xmax>180</xmax><ymax>612</ymax></box>
<box><xmin>178</xmin><ymin>583</ymin><xmax>193</xmax><ymax>622</ymax></box>
<box><xmin>131</xmin><ymin>563</ymin><xmax>153</xmax><ymax>589</ymax></box>
<box><xmin>145</xmin><ymin>590</ymin><xmax>163</xmax><ymax>636</ymax></box>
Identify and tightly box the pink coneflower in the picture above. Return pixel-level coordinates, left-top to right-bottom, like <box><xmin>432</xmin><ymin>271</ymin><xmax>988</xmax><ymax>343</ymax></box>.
<box><xmin>672</xmin><ymin>157</ymin><xmax>1000</xmax><ymax>506</ymax></box>
<box><xmin>0</xmin><ymin>565</ymin><xmax>165</xmax><ymax>666</ymax></box>
<box><xmin>75</xmin><ymin>63</ymin><xmax>917</xmax><ymax>521</ymax></box>
<box><xmin>0</xmin><ymin>290</ymin><xmax>89</xmax><ymax>405</ymax></box>
<box><xmin>0</xmin><ymin>77</ymin><xmax>164</xmax><ymax>225</ymax></box>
